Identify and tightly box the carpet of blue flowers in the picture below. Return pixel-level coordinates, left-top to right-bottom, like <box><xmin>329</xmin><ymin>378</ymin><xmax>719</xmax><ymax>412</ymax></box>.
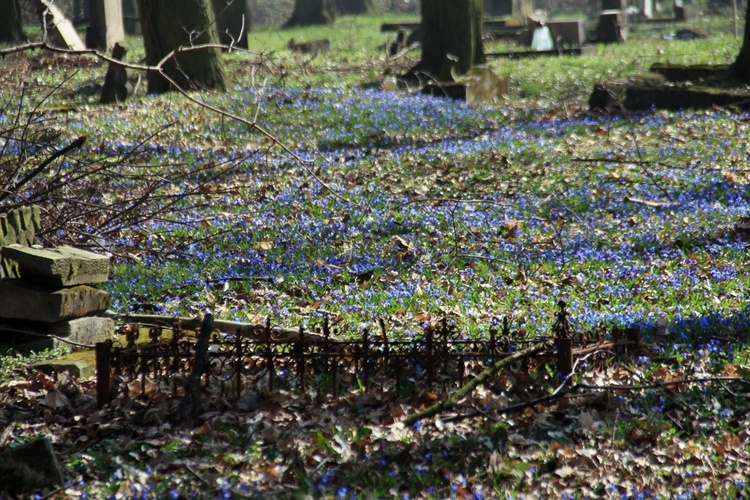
<box><xmin>94</xmin><ymin>88</ymin><xmax>750</xmax><ymax>348</ymax></box>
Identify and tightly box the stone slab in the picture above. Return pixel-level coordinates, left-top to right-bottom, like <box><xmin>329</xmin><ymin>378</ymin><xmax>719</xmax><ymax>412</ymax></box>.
<box><xmin>49</xmin><ymin>316</ymin><xmax>115</xmax><ymax>347</ymax></box>
<box><xmin>34</xmin><ymin>359</ymin><xmax>95</xmax><ymax>378</ymax></box>
<box><xmin>0</xmin><ymin>280</ymin><xmax>111</xmax><ymax>322</ymax></box>
<box><xmin>2</xmin><ymin>245</ymin><xmax>111</xmax><ymax>287</ymax></box>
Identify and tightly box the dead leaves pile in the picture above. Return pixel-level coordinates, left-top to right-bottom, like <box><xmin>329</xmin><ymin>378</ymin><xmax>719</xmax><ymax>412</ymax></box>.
<box><xmin>1</xmin><ymin>343</ymin><xmax>750</xmax><ymax>498</ymax></box>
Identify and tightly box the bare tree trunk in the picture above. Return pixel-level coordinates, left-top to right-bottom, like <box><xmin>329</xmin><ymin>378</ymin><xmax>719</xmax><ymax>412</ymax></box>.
<box><xmin>284</xmin><ymin>0</ymin><xmax>336</xmax><ymax>27</ymax></box>
<box><xmin>0</xmin><ymin>0</ymin><xmax>25</xmax><ymax>43</ymax></box>
<box><xmin>731</xmin><ymin>0</ymin><xmax>750</xmax><ymax>82</ymax></box>
<box><xmin>211</xmin><ymin>0</ymin><xmax>252</xmax><ymax>48</ymax></box>
<box><xmin>86</xmin><ymin>0</ymin><xmax>125</xmax><ymax>51</ymax></box>
<box><xmin>411</xmin><ymin>0</ymin><xmax>484</xmax><ymax>82</ymax></box>
<box><xmin>136</xmin><ymin>0</ymin><xmax>227</xmax><ymax>94</ymax></box>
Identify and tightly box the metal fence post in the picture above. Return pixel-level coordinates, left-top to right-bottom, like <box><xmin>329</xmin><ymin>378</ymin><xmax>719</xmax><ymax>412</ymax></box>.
<box><xmin>96</xmin><ymin>341</ymin><xmax>112</xmax><ymax>408</ymax></box>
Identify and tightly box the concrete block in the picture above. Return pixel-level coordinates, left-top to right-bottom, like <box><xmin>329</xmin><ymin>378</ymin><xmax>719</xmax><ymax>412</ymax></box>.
<box><xmin>0</xmin><ymin>280</ymin><xmax>111</xmax><ymax>322</ymax></box>
<box><xmin>2</xmin><ymin>245</ymin><xmax>111</xmax><ymax>287</ymax></box>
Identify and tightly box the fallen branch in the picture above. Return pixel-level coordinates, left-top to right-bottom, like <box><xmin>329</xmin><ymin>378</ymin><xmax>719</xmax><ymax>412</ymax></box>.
<box><xmin>447</xmin><ymin>376</ymin><xmax>750</xmax><ymax>423</ymax></box>
<box><xmin>623</xmin><ymin>195</ymin><xmax>678</xmax><ymax>208</ymax></box>
<box><xmin>447</xmin><ymin>384</ymin><xmax>581</xmax><ymax>422</ymax></box>
<box><xmin>403</xmin><ymin>340</ymin><xmax>552</xmax><ymax>426</ymax></box>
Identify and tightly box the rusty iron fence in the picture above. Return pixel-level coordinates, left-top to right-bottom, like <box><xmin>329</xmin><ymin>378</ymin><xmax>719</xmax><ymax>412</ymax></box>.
<box><xmin>96</xmin><ymin>317</ymin><xmax>516</xmax><ymax>408</ymax></box>
<box><xmin>96</xmin><ymin>303</ymin><xmax>639</xmax><ymax>408</ymax></box>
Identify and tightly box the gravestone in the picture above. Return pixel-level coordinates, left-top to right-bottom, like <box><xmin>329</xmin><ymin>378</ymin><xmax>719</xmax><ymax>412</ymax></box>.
<box><xmin>485</xmin><ymin>0</ymin><xmax>512</xmax><ymax>17</ymax></box>
<box><xmin>122</xmin><ymin>0</ymin><xmax>140</xmax><ymax>35</ymax></box>
<box><xmin>547</xmin><ymin>20</ymin><xmax>588</xmax><ymax>47</ymax></box>
<box><xmin>597</xmin><ymin>0</ymin><xmax>628</xmax><ymax>44</ymax></box>
<box><xmin>0</xmin><ymin>248</ymin><xmax>114</xmax><ymax>351</ymax></box>
<box><xmin>86</xmin><ymin>0</ymin><xmax>125</xmax><ymax>51</ymax></box>
<box><xmin>485</xmin><ymin>0</ymin><xmax>534</xmax><ymax>21</ymax></box>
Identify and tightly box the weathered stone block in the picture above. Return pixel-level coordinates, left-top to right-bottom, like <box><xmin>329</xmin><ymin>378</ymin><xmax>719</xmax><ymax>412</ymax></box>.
<box><xmin>3</xmin><ymin>245</ymin><xmax>111</xmax><ymax>287</ymax></box>
<box><xmin>49</xmin><ymin>316</ymin><xmax>115</xmax><ymax>347</ymax></box>
<box><xmin>0</xmin><ymin>280</ymin><xmax>111</xmax><ymax>322</ymax></box>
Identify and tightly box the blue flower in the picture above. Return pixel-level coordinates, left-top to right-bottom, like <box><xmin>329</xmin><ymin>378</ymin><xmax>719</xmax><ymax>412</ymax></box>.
<box><xmin>336</xmin><ymin>486</ymin><xmax>349</xmax><ymax>498</ymax></box>
<box><xmin>413</xmin><ymin>420</ymin><xmax>423</xmax><ymax>434</ymax></box>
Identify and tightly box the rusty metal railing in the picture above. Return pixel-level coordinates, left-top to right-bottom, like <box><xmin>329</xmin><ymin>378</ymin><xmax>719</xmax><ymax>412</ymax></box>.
<box><xmin>96</xmin><ymin>305</ymin><xmax>638</xmax><ymax>408</ymax></box>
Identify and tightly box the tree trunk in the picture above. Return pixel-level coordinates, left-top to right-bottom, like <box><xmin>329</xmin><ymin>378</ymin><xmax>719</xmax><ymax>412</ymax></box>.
<box><xmin>335</xmin><ymin>0</ymin><xmax>377</xmax><ymax>15</ymax></box>
<box><xmin>0</xmin><ymin>0</ymin><xmax>25</xmax><ymax>43</ymax></box>
<box><xmin>731</xmin><ymin>0</ymin><xmax>750</xmax><ymax>82</ymax></box>
<box><xmin>284</xmin><ymin>0</ymin><xmax>336</xmax><ymax>27</ymax></box>
<box><xmin>86</xmin><ymin>0</ymin><xmax>125</xmax><ymax>51</ymax></box>
<box><xmin>136</xmin><ymin>0</ymin><xmax>227</xmax><ymax>94</ymax></box>
<box><xmin>212</xmin><ymin>0</ymin><xmax>252</xmax><ymax>48</ymax></box>
<box><xmin>412</xmin><ymin>0</ymin><xmax>485</xmax><ymax>82</ymax></box>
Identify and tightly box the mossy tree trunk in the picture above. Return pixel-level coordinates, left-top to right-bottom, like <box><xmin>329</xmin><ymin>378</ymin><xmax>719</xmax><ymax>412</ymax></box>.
<box><xmin>731</xmin><ymin>0</ymin><xmax>750</xmax><ymax>82</ymax></box>
<box><xmin>284</xmin><ymin>0</ymin><xmax>336</xmax><ymax>27</ymax></box>
<box><xmin>335</xmin><ymin>0</ymin><xmax>377</xmax><ymax>15</ymax></box>
<box><xmin>412</xmin><ymin>0</ymin><xmax>485</xmax><ymax>82</ymax></box>
<box><xmin>0</xmin><ymin>0</ymin><xmax>25</xmax><ymax>43</ymax></box>
<box><xmin>136</xmin><ymin>0</ymin><xmax>227</xmax><ymax>94</ymax></box>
